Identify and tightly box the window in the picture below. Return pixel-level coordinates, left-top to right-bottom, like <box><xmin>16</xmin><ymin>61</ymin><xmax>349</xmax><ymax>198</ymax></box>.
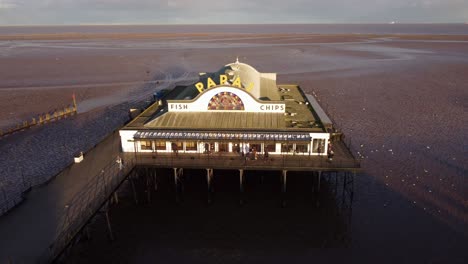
<box><xmin>218</xmin><ymin>143</ymin><xmax>229</xmax><ymax>152</ymax></box>
<box><xmin>312</xmin><ymin>139</ymin><xmax>325</xmax><ymax>153</ymax></box>
<box><xmin>249</xmin><ymin>143</ymin><xmax>262</xmax><ymax>153</ymax></box>
<box><xmin>185</xmin><ymin>141</ymin><xmax>197</xmax><ymax>151</ymax></box>
<box><xmin>281</xmin><ymin>143</ymin><xmax>294</xmax><ymax>153</ymax></box>
<box><xmin>140</xmin><ymin>140</ymin><xmax>152</xmax><ymax>150</ymax></box>
<box><xmin>264</xmin><ymin>144</ymin><xmax>276</xmax><ymax>153</ymax></box>
<box><xmin>154</xmin><ymin>141</ymin><xmax>166</xmax><ymax>151</ymax></box>
<box><xmin>171</xmin><ymin>142</ymin><xmax>183</xmax><ymax>151</ymax></box>
<box><xmin>296</xmin><ymin>144</ymin><xmax>308</xmax><ymax>153</ymax></box>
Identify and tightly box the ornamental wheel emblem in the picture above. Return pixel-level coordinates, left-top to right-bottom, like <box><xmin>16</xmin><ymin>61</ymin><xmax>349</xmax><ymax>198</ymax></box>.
<box><xmin>208</xmin><ymin>92</ymin><xmax>245</xmax><ymax>110</ymax></box>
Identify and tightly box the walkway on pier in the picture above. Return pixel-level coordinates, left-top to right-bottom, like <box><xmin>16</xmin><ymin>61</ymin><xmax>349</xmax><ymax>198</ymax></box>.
<box><xmin>0</xmin><ymin>131</ymin><xmax>122</xmax><ymax>263</ymax></box>
<box><xmin>134</xmin><ymin>140</ymin><xmax>360</xmax><ymax>172</ymax></box>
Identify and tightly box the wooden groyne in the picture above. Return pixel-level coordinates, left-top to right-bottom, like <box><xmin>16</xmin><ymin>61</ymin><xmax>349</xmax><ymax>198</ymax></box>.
<box><xmin>0</xmin><ymin>95</ymin><xmax>77</xmax><ymax>138</ymax></box>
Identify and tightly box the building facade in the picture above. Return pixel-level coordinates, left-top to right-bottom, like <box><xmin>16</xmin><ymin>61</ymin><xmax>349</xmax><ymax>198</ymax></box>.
<box><xmin>120</xmin><ymin>60</ymin><xmax>333</xmax><ymax>158</ymax></box>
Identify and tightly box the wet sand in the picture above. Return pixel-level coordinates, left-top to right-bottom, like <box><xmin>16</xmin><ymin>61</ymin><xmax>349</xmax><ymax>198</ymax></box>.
<box><xmin>0</xmin><ymin>32</ymin><xmax>467</xmax><ymax>262</ymax></box>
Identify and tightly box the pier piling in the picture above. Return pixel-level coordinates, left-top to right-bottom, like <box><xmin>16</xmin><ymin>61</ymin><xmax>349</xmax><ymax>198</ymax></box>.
<box><xmin>239</xmin><ymin>169</ymin><xmax>244</xmax><ymax>204</ymax></box>
<box><xmin>173</xmin><ymin>168</ymin><xmax>184</xmax><ymax>203</ymax></box>
<box><xmin>146</xmin><ymin>169</ymin><xmax>152</xmax><ymax>204</ymax></box>
<box><xmin>282</xmin><ymin>170</ymin><xmax>287</xmax><ymax>207</ymax></box>
<box><xmin>316</xmin><ymin>171</ymin><xmax>322</xmax><ymax>207</ymax></box>
<box><xmin>105</xmin><ymin>209</ymin><xmax>114</xmax><ymax>241</ymax></box>
<box><xmin>206</xmin><ymin>169</ymin><xmax>214</xmax><ymax>204</ymax></box>
<box><xmin>130</xmin><ymin>174</ymin><xmax>138</xmax><ymax>205</ymax></box>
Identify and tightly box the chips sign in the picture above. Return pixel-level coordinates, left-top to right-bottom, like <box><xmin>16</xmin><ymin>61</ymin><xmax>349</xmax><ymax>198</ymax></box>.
<box><xmin>195</xmin><ymin>75</ymin><xmax>254</xmax><ymax>93</ymax></box>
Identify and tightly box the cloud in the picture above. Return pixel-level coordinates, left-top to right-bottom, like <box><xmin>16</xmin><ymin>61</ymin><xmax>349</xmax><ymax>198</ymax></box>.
<box><xmin>0</xmin><ymin>0</ymin><xmax>467</xmax><ymax>24</ymax></box>
<box><xmin>0</xmin><ymin>0</ymin><xmax>18</xmax><ymax>9</ymax></box>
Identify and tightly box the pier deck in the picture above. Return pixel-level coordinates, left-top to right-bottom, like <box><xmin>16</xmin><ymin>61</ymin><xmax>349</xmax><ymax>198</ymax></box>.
<box><xmin>132</xmin><ymin>141</ymin><xmax>360</xmax><ymax>172</ymax></box>
<box><xmin>0</xmin><ymin>131</ymin><xmax>122</xmax><ymax>263</ymax></box>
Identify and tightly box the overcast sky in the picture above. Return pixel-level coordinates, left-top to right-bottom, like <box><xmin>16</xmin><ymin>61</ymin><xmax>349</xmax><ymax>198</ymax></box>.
<box><xmin>0</xmin><ymin>0</ymin><xmax>467</xmax><ymax>25</ymax></box>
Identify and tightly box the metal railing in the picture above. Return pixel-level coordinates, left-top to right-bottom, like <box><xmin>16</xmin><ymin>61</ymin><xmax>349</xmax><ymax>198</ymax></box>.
<box><xmin>134</xmin><ymin>151</ymin><xmax>360</xmax><ymax>171</ymax></box>
<box><xmin>41</xmin><ymin>156</ymin><xmax>135</xmax><ymax>263</ymax></box>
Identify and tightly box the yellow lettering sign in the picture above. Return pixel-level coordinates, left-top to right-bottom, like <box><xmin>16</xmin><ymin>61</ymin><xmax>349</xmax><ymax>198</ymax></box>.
<box><xmin>194</xmin><ymin>75</ymin><xmax>250</xmax><ymax>93</ymax></box>
<box><xmin>232</xmin><ymin>76</ymin><xmax>242</xmax><ymax>88</ymax></box>
<box><xmin>207</xmin><ymin>77</ymin><xmax>217</xmax><ymax>88</ymax></box>
<box><xmin>246</xmin><ymin>82</ymin><xmax>254</xmax><ymax>92</ymax></box>
<box><xmin>219</xmin><ymin>74</ymin><xmax>228</xmax><ymax>85</ymax></box>
<box><xmin>195</xmin><ymin>82</ymin><xmax>204</xmax><ymax>93</ymax></box>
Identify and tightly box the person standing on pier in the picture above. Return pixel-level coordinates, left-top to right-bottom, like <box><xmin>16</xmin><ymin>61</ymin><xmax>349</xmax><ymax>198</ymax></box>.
<box><xmin>116</xmin><ymin>156</ymin><xmax>123</xmax><ymax>170</ymax></box>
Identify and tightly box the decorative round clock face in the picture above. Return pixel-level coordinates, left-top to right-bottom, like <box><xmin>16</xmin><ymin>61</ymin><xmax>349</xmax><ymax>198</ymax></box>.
<box><xmin>207</xmin><ymin>92</ymin><xmax>245</xmax><ymax>110</ymax></box>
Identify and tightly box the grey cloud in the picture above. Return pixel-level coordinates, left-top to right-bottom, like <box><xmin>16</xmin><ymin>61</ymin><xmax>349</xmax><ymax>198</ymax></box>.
<box><xmin>0</xmin><ymin>0</ymin><xmax>467</xmax><ymax>25</ymax></box>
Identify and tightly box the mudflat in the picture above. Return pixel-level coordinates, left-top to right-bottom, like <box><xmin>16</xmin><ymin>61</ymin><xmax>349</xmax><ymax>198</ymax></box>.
<box><xmin>0</xmin><ymin>32</ymin><xmax>467</xmax><ymax>262</ymax></box>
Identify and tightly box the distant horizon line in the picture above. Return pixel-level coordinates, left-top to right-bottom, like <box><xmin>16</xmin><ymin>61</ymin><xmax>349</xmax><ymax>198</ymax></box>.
<box><xmin>1</xmin><ymin>22</ymin><xmax>467</xmax><ymax>27</ymax></box>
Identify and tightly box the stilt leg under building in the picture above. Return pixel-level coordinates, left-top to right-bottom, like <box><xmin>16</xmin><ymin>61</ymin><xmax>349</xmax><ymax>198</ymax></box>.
<box><xmin>351</xmin><ymin>172</ymin><xmax>355</xmax><ymax>203</ymax></box>
<box><xmin>113</xmin><ymin>191</ymin><xmax>119</xmax><ymax>205</ymax></box>
<box><xmin>153</xmin><ymin>169</ymin><xmax>158</xmax><ymax>191</ymax></box>
<box><xmin>85</xmin><ymin>226</ymin><xmax>91</xmax><ymax>240</ymax></box>
<box><xmin>342</xmin><ymin>172</ymin><xmax>348</xmax><ymax>208</ymax></box>
<box><xmin>316</xmin><ymin>171</ymin><xmax>322</xmax><ymax>207</ymax></box>
<box><xmin>105</xmin><ymin>206</ymin><xmax>114</xmax><ymax>241</ymax></box>
<box><xmin>239</xmin><ymin>169</ymin><xmax>244</xmax><ymax>205</ymax></box>
<box><xmin>173</xmin><ymin>168</ymin><xmax>183</xmax><ymax>203</ymax></box>
<box><xmin>130</xmin><ymin>173</ymin><xmax>138</xmax><ymax>205</ymax></box>
<box><xmin>282</xmin><ymin>170</ymin><xmax>287</xmax><ymax>207</ymax></box>
<box><xmin>146</xmin><ymin>170</ymin><xmax>152</xmax><ymax>204</ymax></box>
<box><xmin>207</xmin><ymin>168</ymin><xmax>214</xmax><ymax>204</ymax></box>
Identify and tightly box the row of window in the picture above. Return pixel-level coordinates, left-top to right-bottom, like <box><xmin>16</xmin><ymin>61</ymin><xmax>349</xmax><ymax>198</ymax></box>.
<box><xmin>138</xmin><ymin>139</ymin><xmax>326</xmax><ymax>153</ymax></box>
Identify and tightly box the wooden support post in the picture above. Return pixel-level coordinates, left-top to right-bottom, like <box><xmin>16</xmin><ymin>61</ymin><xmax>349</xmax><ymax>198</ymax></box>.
<box><xmin>146</xmin><ymin>169</ymin><xmax>151</xmax><ymax>204</ymax></box>
<box><xmin>179</xmin><ymin>168</ymin><xmax>184</xmax><ymax>194</ymax></box>
<box><xmin>239</xmin><ymin>169</ymin><xmax>244</xmax><ymax>205</ymax></box>
<box><xmin>113</xmin><ymin>191</ymin><xmax>119</xmax><ymax>204</ymax></box>
<box><xmin>342</xmin><ymin>172</ymin><xmax>347</xmax><ymax>208</ymax></box>
<box><xmin>317</xmin><ymin>171</ymin><xmax>322</xmax><ymax>192</ymax></box>
<box><xmin>153</xmin><ymin>170</ymin><xmax>158</xmax><ymax>191</ymax></box>
<box><xmin>351</xmin><ymin>172</ymin><xmax>355</xmax><ymax>203</ymax></box>
<box><xmin>207</xmin><ymin>168</ymin><xmax>213</xmax><ymax>204</ymax></box>
<box><xmin>105</xmin><ymin>209</ymin><xmax>114</xmax><ymax>241</ymax></box>
<box><xmin>282</xmin><ymin>170</ymin><xmax>287</xmax><ymax>207</ymax></box>
<box><xmin>174</xmin><ymin>168</ymin><xmax>179</xmax><ymax>203</ymax></box>
<box><xmin>85</xmin><ymin>225</ymin><xmax>91</xmax><ymax>240</ymax></box>
<box><xmin>130</xmin><ymin>175</ymin><xmax>138</xmax><ymax>205</ymax></box>
<box><xmin>316</xmin><ymin>171</ymin><xmax>322</xmax><ymax>207</ymax></box>
<box><xmin>334</xmin><ymin>172</ymin><xmax>338</xmax><ymax>194</ymax></box>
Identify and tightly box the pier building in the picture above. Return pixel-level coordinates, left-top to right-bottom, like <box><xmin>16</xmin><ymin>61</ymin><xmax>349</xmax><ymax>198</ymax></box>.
<box><xmin>119</xmin><ymin>59</ymin><xmax>358</xmax><ymax>171</ymax></box>
<box><xmin>44</xmin><ymin>60</ymin><xmax>360</xmax><ymax>262</ymax></box>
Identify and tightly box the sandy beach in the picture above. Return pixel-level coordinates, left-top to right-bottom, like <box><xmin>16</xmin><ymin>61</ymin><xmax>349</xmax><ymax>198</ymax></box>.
<box><xmin>0</xmin><ymin>30</ymin><xmax>467</xmax><ymax>262</ymax></box>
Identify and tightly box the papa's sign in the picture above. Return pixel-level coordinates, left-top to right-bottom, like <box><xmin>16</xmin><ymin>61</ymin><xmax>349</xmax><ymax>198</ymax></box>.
<box><xmin>195</xmin><ymin>75</ymin><xmax>254</xmax><ymax>93</ymax></box>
